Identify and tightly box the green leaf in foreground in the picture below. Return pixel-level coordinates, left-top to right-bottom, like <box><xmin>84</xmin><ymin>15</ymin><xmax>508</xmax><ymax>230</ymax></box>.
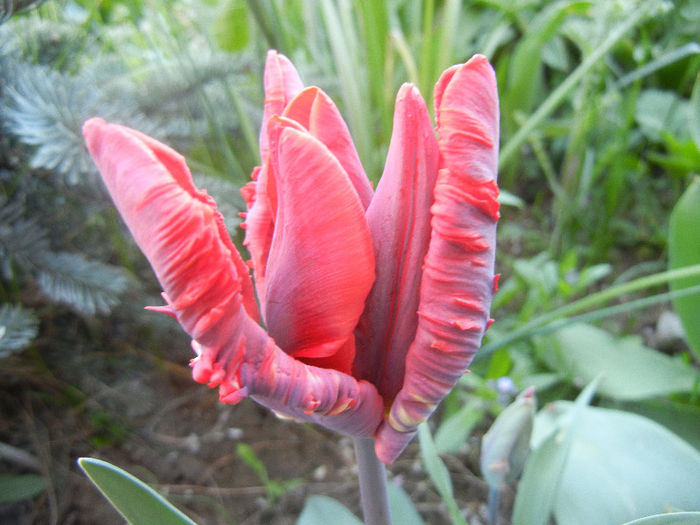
<box><xmin>530</xmin><ymin>404</ymin><xmax>700</xmax><ymax>525</ymax></box>
<box><xmin>78</xmin><ymin>458</ymin><xmax>197</xmax><ymax>525</ymax></box>
<box><xmin>621</xmin><ymin>513</ymin><xmax>700</xmax><ymax>525</ymax></box>
<box><xmin>418</xmin><ymin>423</ymin><xmax>468</xmax><ymax>525</ymax></box>
<box><xmin>296</xmin><ymin>483</ymin><xmax>424</xmax><ymax>525</ymax></box>
<box><xmin>669</xmin><ymin>176</ymin><xmax>700</xmax><ymax>358</ymax></box>
<box><xmin>297</xmin><ymin>495</ymin><xmax>363</xmax><ymax>525</ymax></box>
<box><xmin>512</xmin><ymin>376</ymin><xmax>600</xmax><ymax>525</ymax></box>
<box><xmin>545</xmin><ymin>323</ymin><xmax>699</xmax><ymax>400</ymax></box>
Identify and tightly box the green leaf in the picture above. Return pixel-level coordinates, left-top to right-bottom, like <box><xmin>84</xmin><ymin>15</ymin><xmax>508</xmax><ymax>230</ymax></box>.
<box><xmin>545</xmin><ymin>323</ymin><xmax>699</xmax><ymax>400</ymax></box>
<box><xmin>0</xmin><ymin>474</ymin><xmax>45</xmax><ymax>504</ymax></box>
<box><xmin>689</xmin><ymin>73</ymin><xmax>700</xmax><ymax>150</ymax></box>
<box><xmin>535</xmin><ymin>404</ymin><xmax>700</xmax><ymax>525</ymax></box>
<box><xmin>78</xmin><ymin>458</ymin><xmax>197</xmax><ymax>525</ymax></box>
<box><xmin>387</xmin><ymin>483</ymin><xmax>425</xmax><ymax>525</ymax></box>
<box><xmin>296</xmin><ymin>495</ymin><xmax>363</xmax><ymax>525</ymax></box>
<box><xmin>212</xmin><ymin>0</ymin><xmax>249</xmax><ymax>52</ymax></box>
<box><xmin>418</xmin><ymin>423</ymin><xmax>468</xmax><ymax>525</ymax></box>
<box><xmin>669</xmin><ymin>176</ymin><xmax>700</xmax><ymax>357</ymax></box>
<box><xmin>622</xmin><ymin>513</ymin><xmax>700</xmax><ymax>525</ymax></box>
<box><xmin>295</xmin><ymin>485</ymin><xmax>424</xmax><ymax>525</ymax></box>
<box><xmin>512</xmin><ymin>376</ymin><xmax>600</xmax><ymax>525</ymax></box>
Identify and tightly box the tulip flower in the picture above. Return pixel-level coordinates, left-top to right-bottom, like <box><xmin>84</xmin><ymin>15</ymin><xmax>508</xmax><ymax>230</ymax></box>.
<box><xmin>83</xmin><ymin>50</ymin><xmax>499</xmax><ymax>466</ymax></box>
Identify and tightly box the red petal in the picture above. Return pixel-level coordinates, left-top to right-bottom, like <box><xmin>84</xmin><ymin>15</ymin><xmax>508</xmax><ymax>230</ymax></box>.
<box><xmin>84</xmin><ymin>118</ymin><xmax>384</xmax><ymax>438</ymax></box>
<box><xmin>263</xmin><ymin>122</ymin><xmax>375</xmax><ymax>373</ymax></box>
<box><xmin>376</xmin><ymin>55</ymin><xmax>500</xmax><ymax>464</ymax></box>
<box><xmin>283</xmin><ymin>87</ymin><xmax>373</xmax><ymax>209</ymax></box>
<box><xmin>354</xmin><ymin>84</ymin><xmax>439</xmax><ymax>401</ymax></box>
<box><xmin>259</xmin><ymin>50</ymin><xmax>304</xmax><ymax>162</ymax></box>
<box><xmin>242</xmin><ymin>162</ymin><xmax>278</xmax><ymax>306</ymax></box>
<box><xmin>83</xmin><ymin>118</ymin><xmax>258</xmax><ymax>324</ymax></box>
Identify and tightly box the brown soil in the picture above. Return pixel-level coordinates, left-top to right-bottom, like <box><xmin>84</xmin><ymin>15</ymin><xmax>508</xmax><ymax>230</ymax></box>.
<box><xmin>0</xmin><ymin>308</ymin><xmax>504</xmax><ymax>525</ymax></box>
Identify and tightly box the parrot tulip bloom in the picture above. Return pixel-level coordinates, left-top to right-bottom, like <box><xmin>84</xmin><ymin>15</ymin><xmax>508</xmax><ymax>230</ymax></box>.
<box><xmin>83</xmin><ymin>50</ymin><xmax>499</xmax><ymax>464</ymax></box>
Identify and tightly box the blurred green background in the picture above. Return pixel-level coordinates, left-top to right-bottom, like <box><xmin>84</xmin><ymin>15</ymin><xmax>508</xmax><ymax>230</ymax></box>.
<box><xmin>1</xmin><ymin>1</ymin><xmax>698</xmax><ymax>524</ymax></box>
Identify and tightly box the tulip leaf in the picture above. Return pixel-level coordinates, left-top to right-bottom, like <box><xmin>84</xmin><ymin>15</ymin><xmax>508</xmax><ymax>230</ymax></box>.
<box><xmin>529</xmin><ymin>404</ymin><xmax>700</xmax><ymax>525</ymax></box>
<box><xmin>387</xmin><ymin>483</ymin><xmax>425</xmax><ymax>525</ymax></box>
<box><xmin>78</xmin><ymin>458</ymin><xmax>196</xmax><ymax>525</ymax></box>
<box><xmin>297</xmin><ymin>496</ymin><xmax>363</xmax><ymax>525</ymax></box>
<box><xmin>621</xmin><ymin>513</ymin><xmax>700</xmax><ymax>525</ymax></box>
<box><xmin>512</xmin><ymin>376</ymin><xmax>600</xmax><ymax>525</ymax></box>
<box><xmin>296</xmin><ymin>484</ymin><xmax>424</xmax><ymax>525</ymax></box>
<box><xmin>669</xmin><ymin>176</ymin><xmax>700</xmax><ymax>358</ymax></box>
<box><xmin>544</xmin><ymin>323</ymin><xmax>699</xmax><ymax>400</ymax></box>
<box><xmin>418</xmin><ymin>423</ymin><xmax>467</xmax><ymax>525</ymax></box>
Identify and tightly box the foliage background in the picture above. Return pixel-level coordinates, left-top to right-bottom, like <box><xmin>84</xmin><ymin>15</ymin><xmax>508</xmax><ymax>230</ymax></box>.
<box><xmin>0</xmin><ymin>0</ymin><xmax>698</xmax><ymax>524</ymax></box>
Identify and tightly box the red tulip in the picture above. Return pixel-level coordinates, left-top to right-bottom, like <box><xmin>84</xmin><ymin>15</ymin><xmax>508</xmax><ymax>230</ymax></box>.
<box><xmin>83</xmin><ymin>50</ymin><xmax>499</xmax><ymax>464</ymax></box>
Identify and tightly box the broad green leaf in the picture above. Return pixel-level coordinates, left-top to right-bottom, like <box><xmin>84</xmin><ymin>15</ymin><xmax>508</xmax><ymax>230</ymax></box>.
<box><xmin>78</xmin><ymin>458</ymin><xmax>196</xmax><ymax>525</ymax></box>
<box><xmin>538</xmin><ymin>404</ymin><xmax>700</xmax><ymax>525</ymax></box>
<box><xmin>622</xmin><ymin>513</ymin><xmax>700</xmax><ymax>525</ymax></box>
<box><xmin>512</xmin><ymin>377</ymin><xmax>600</xmax><ymax>525</ymax></box>
<box><xmin>611</xmin><ymin>399</ymin><xmax>700</xmax><ymax>450</ymax></box>
<box><xmin>669</xmin><ymin>176</ymin><xmax>700</xmax><ymax>357</ymax></box>
<box><xmin>545</xmin><ymin>323</ymin><xmax>699</xmax><ymax>400</ymax></box>
<box><xmin>418</xmin><ymin>423</ymin><xmax>467</xmax><ymax>525</ymax></box>
<box><xmin>0</xmin><ymin>474</ymin><xmax>45</xmax><ymax>503</ymax></box>
<box><xmin>296</xmin><ymin>495</ymin><xmax>362</xmax><ymax>525</ymax></box>
<box><xmin>387</xmin><ymin>483</ymin><xmax>425</xmax><ymax>525</ymax></box>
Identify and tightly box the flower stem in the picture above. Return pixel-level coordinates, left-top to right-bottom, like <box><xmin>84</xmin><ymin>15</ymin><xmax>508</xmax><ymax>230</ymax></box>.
<box><xmin>353</xmin><ymin>437</ymin><xmax>392</xmax><ymax>525</ymax></box>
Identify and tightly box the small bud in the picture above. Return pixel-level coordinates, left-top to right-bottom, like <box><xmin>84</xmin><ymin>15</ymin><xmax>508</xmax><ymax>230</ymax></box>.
<box><xmin>480</xmin><ymin>386</ymin><xmax>536</xmax><ymax>488</ymax></box>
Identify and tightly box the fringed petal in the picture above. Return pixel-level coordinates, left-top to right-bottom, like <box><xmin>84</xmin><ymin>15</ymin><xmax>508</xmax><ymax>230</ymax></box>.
<box><xmin>83</xmin><ymin>118</ymin><xmax>258</xmax><ymax>325</ymax></box>
<box><xmin>283</xmin><ymin>87</ymin><xmax>373</xmax><ymax>209</ymax></box>
<box><xmin>354</xmin><ymin>84</ymin><xmax>439</xmax><ymax>401</ymax></box>
<box><xmin>84</xmin><ymin>118</ymin><xmax>384</xmax><ymax>438</ymax></box>
<box><xmin>263</xmin><ymin>120</ymin><xmax>375</xmax><ymax>374</ymax></box>
<box><xmin>189</xmin><ymin>295</ymin><xmax>384</xmax><ymax>438</ymax></box>
<box><xmin>259</xmin><ymin>50</ymin><xmax>304</xmax><ymax>162</ymax></box>
<box><xmin>376</xmin><ymin>55</ymin><xmax>500</xmax><ymax>464</ymax></box>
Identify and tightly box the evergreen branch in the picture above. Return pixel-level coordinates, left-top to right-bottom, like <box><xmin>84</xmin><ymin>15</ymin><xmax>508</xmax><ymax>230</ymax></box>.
<box><xmin>1</xmin><ymin>60</ymin><xmax>99</xmax><ymax>183</ymax></box>
<box><xmin>0</xmin><ymin>0</ymin><xmax>46</xmax><ymax>24</ymax></box>
<box><xmin>0</xmin><ymin>303</ymin><xmax>38</xmax><ymax>356</ymax></box>
<box><xmin>0</xmin><ymin>194</ymin><xmax>50</xmax><ymax>279</ymax></box>
<box><xmin>34</xmin><ymin>251</ymin><xmax>129</xmax><ymax>316</ymax></box>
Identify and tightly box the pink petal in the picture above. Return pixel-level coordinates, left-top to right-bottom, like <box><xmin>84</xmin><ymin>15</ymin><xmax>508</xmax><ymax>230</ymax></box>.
<box><xmin>263</xmin><ymin>119</ymin><xmax>375</xmax><ymax>373</ymax></box>
<box><xmin>244</xmin><ymin>50</ymin><xmax>304</xmax><ymax>305</ymax></box>
<box><xmin>242</xmin><ymin>162</ymin><xmax>278</xmax><ymax>306</ymax></box>
<box><xmin>283</xmin><ymin>87</ymin><xmax>373</xmax><ymax>209</ymax></box>
<box><xmin>83</xmin><ymin>118</ymin><xmax>258</xmax><ymax>324</ymax></box>
<box><xmin>354</xmin><ymin>84</ymin><xmax>439</xmax><ymax>400</ymax></box>
<box><xmin>259</xmin><ymin>50</ymin><xmax>304</xmax><ymax>162</ymax></box>
<box><xmin>376</xmin><ymin>55</ymin><xmax>500</xmax><ymax>464</ymax></box>
<box><xmin>84</xmin><ymin>118</ymin><xmax>384</xmax><ymax>438</ymax></box>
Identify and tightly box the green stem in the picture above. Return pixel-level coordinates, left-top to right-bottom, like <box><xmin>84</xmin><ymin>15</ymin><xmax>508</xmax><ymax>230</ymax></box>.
<box><xmin>353</xmin><ymin>437</ymin><xmax>391</xmax><ymax>525</ymax></box>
